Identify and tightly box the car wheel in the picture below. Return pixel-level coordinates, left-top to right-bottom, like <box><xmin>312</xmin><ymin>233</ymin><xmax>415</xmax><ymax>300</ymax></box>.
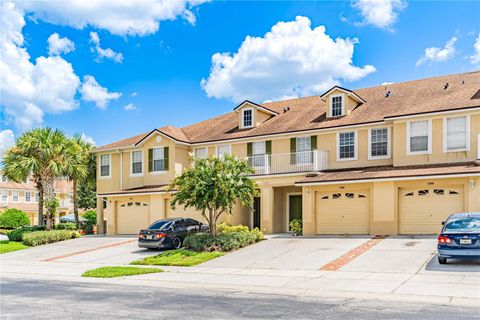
<box><xmin>438</xmin><ymin>256</ymin><xmax>447</xmax><ymax>264</ymax></box>
<box><xmin>172</xmin><ymin>237</ymin><xmax>182</xmax><ymax>249</ymax></box>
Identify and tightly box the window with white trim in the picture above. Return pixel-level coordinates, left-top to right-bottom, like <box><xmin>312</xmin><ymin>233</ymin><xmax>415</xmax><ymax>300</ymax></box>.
<box><xmin>35</xmin><ymin>192</ymin><xmax>39</xmax><ymax>203</ymax></box>
<box><xmin>252</xmin><ymin>141</ymin><xmax>266</xmax><ymax>167</ymax></box>
<box><xmin>331</xmin><ymin>95</ymin><xmax>343</xmax><ymax>117</ymax></box>
<box><xmin>296</xmin><ymin>136</ymin><xmax>312</xmax><ymax>164</ymax></box>
<box><xmin>242</xmin><ymin>109</ymin><xmax>253</xmax><ymax>128</ymax></box>
<box><xmin>216</xmin><ymin>145</ymin><xmax>231</xmax><ymax>157</ymax></box>
<box><xmin>12</xmin><ymin>191</ymin><xmax>18</xmax><ymax>202</ymax></box>
<box><xmin>338</xmin><ymin>132</ymin><xmax>356</xmax><ymax>160</ymax></box>
<box><xmin>445</xmin><ymin>116</ymin><xmax>467</xmax><ymax>151</ymax></box>
<box><xmin>370</xmin><ymin>128</ymin><xmax>389</xmax><ymax>158</ymax></box>
<box><xmin>409</xmin><ymin>120</ymin><xmax>429</xmax><ymax>153</ymax></box>
<box><xmin>194</xmin><ymin>147</ymin><xmax>207</xmax><ymax>159</ymax></box>
<box><xmin>25</xmin><ymin>191</ymin><xmax>31</xmax><ymax>202</ymax></box>
<box><xmin>23</xmin><ymin>177</ymin><xmax>28</xmax><ymax>183</ymax></box>
<box><xmin>131</xmin><ymin>151</ymin><xmax>143</xmax><ymax>175</ymax></box>
<box><xmin>152</xmin><ymin>147</ymin><xmax>166</xmax><ymax>171</ymax></box>
<box><xmin>1</xmin><ymin>191</ymin><xmax>7</xmax><ymax>202</ymax></box>
<box><xmin>100</xmin><ymin>154</ymin><xmax>111</xmax><ymax>177</ymax></box>
<box><xmin>1</xmin><ymin>175</ymin><xmax>7</xmax><ymax>182</ymax></box>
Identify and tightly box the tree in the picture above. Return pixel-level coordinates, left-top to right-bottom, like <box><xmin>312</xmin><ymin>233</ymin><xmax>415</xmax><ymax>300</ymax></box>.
<box><xmin>169</xmin><ymin>155</ymin><xmax>258</xmax><ymax>236</ymax></box>
<box><xmin>2</xmin><ymin>128</ymin><xmax>70</xmax><ymax>230</ymax></box>
<box><xmin>77</xmin><ymin>150</ymin><xmax>97</xmax><ymax>211</ymax></box>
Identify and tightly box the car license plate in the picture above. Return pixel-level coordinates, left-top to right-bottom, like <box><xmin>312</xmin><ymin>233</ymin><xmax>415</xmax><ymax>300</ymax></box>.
<box><xmin>459</xmin><ymin>238</ymin><xmax>472</xmax><ymax>245</ymax></box>
<box><xmin>146</xmin><ymin>235</ymin><xmax>153</xmax><ymax>240</ymax></box>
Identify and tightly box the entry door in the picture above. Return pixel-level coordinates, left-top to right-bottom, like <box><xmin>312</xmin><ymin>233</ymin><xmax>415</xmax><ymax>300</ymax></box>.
<box><xmin>288</xmin><ymin>194</ymin><xmax>302</xmax><ymax>230</ymax></box>
<box><xmin>253</xmin><ymin>197</ymin><xmax>261</xmax><ymax>229</ymax></box>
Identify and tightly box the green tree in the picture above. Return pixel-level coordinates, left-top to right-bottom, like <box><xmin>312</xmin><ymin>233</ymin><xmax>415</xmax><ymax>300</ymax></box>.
<box><xmin>77</xmin><ymin>150</ymin><xmax>97</xmax><ymax>211</ymax></box>
<box><xmin>2</xmin><ymin>128</ymin><xmax>70</xmax><ymax>229</ymax></box>
<box><xmin>169</xmin><ymin>155</ymin><xmax>258</xmax><ymax>236</ymax></box>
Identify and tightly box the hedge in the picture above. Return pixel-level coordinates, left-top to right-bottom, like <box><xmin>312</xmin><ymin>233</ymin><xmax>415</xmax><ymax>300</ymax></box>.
<box><xmin>54</xmin><ymin>222</ymin><xmax>78</xmax><ymax>230</ymax></box>
<box><xmin>22</xmin><ymin>230</ymin><xmax>80</xmax><ymax>247</ymax></box>
<box><xmin>0</xmin><ymin>209</ymin><xmax>30</xmax><ymax>229</ymax></box>
<box><xmin>8</xmin><ymin>225</ymin><xmax>45</xmax><ymax>242</ymax></box>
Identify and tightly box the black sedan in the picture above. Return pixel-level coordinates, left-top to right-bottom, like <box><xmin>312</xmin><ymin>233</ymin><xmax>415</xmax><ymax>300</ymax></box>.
<box><xmin>138</xmin><ymin>218</ymin><xmax>206</xmax><ymax>250</ymax></box>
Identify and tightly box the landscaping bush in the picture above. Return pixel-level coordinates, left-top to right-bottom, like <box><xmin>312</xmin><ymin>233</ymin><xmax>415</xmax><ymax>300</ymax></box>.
<box><xmin>184</xmin><ymin>226</ymin><xmax>265</xmax><ymax>252</ymax></box>
<box><xmin>7</xmin><ymin>225</ymin><xmax>45</xmax><ymax>242</ymax></box>
<box><xmin>22</xmin><ymin>230</ymin><xmax>80</xmax><ymax>247</ymax></box>
<box><xmin>289</xmin><ymin>219</ymin><xmax>302</xmax><ymax>236</ymax></box>
<box><xmin>0</xmin><ymin>209</ymin><xmax>30</xmax><ymax>229</ymax></box>
<box><xmin>54</xmin><ymin>222</ymin><xmax>78</xmax><ymax>230</ymax></box>
<box><xmin>82</xmin><ymin>210</ymin><xmax>96</xmax><ymax>234</ymax></box>
<box><xmin>217</xmin><ymin>223</ymin><xmax>249</xmax><ymax>233</ymax></box>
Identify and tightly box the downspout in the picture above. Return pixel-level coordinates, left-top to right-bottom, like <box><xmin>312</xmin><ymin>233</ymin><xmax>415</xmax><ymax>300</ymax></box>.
<box><xmin>117</xmin><ymin>149</ymin><xmax>123</xmax><ymax>191</ymax></box>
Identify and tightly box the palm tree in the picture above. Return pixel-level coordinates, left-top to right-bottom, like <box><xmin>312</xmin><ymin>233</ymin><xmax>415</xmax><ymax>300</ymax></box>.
<box><xmin>2</xmin><ymin>128</ymin><xmax>70</xmax><ymax>229</ymax></box>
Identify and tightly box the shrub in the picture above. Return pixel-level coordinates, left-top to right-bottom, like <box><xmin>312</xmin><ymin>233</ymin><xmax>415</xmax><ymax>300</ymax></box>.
<box><xmin>0</xmin><ymin>209</ymin><xmax>30</xmax><ymax>229</ymax></box>
<box><xmin>54</xmin><ymin>222</ymin><xmax>78</xmax><ymax>230</ymax></box>
<box><xmin>184</xmin><ymin>226</ymin><xmax>264</xmax><ymax>252</ymax></box>
<box><xmin>82</xmin><ymin>210</ymin><xmax>97</xmax><ymax>234</ymax></box>
<box><xmin>217</xmin><ymin>223</ymin><xmax>249</xmax><ymax>233</ymax></box>
<box><xmin>7</xmin><ymin>225</ymin><xmax>45</xmax><ymax>242</ymax></box>
<box><xmin>289</xmin><ymin>219</ymin><xmax>302</xmax><ymax>236</ymax></box>
<box><xmin>22</xmin><ymin>230</ymin><xmax>80</xmax><ymax>247</ymax></box>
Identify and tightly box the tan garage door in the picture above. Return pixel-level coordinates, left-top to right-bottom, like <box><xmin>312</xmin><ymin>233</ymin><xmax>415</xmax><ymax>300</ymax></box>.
<box><xmin>117</xmin><ymin>201</ymin><xmax>150</xmax><ymax>234</ymax></box>
<box><xmin>399</xmin><ymin>186</ymin><xmax>464</xmax><ymax>234</ymax></box>
<box><xmin>316</xmin><ymin>191</ymin><xmax>370</xmax><ymax>234</ymax></box>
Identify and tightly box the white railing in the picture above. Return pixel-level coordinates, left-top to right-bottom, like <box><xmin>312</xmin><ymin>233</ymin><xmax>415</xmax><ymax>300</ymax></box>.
<box><xmin>244</xmin><ymin>150</ymin><xmax>328</xmax><ymax>175</ymax></box>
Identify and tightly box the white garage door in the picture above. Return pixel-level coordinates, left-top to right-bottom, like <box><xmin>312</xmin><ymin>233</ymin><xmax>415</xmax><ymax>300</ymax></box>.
<box><xmin>399</xmin><ymin>186</ymin><xmax>464</xmax><ymax>234</ymax></box>
<box><xmin>117</xmin><ymin>201</ymin><xmax>150</xmax><ymax>234</ymax></box>
<box><xmin>316</xmin><ymin>190</ymin><xmax>370</xmax><ymax>234</ymax></box>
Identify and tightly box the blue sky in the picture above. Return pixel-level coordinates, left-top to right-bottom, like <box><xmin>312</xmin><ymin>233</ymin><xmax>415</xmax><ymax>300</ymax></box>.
<box><xmin>0</xmin><ymin>0</ymin><xmax>479</xmax><ymax>151</ymax></box>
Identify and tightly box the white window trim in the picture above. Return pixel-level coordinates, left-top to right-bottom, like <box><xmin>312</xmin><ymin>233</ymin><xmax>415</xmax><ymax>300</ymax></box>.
<box><xmin>406</xmin><ymin>119</ymin><xmax>432</xmax><ymax>156</ymax></box>
<box><xmin>12</xmin><ymin>191</ymin><xmax>19</xmax><ymax>203</ymax></box>
<box><xmin>129</xmin><ymin>150</ymin><xmax>144</xmax><ymax>177</ymax></box>
<box><xmin>25</xmin><ymin>191</ymin><xmax>31</xmax><ymax>203</ymax></box>
<box><xmin>368</xmin><ymin>127</ymin><xmax>391</xmax><ymax>160</ymax></box>
<box><xmin>151</xmin><ymin>147</ymin><xmax>167</xmax><ymax>174</ymax></box>
<box><xmin>1</xmin><ymin>190</ymin><xmax>8</xmax><ymax>203</ymax></box>
<box><xmin>443</xmin><ymin>115</ymin><xmax>470</xmax><ymax>153</ymax></box>
<box><xmin>215</xmin><ymin>144</ymin><xmax>232</xmax><ymax>157</ymax></box>
<box><xmin>329</xmin><ymin>94</ymin><xmax>344</xmax><ymax>118</ymax></box>
<box><xmin>193</xmin><ymin>147</ymin><xmax>208</xmax><ymax>159</ymax></box>
<box><xmin>336</xmin><ymin>131</ymin><xmax>358</xmax><ymax>161</ymax></box>
<box><xmin>98</xmin><ymin>154</ymin><xmax>112</xmax><ymax>179</ymax></box>
<box><xmin>241</xmin><ymin>107</ymin><xmax>254</xmax><ymax>129</ymax></box>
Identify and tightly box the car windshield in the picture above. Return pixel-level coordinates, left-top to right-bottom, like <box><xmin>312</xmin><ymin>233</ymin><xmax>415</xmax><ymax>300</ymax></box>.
<box><xmin>148</xmin><ymin>220</ymin><xmax>173</xmax><ymax>230</ymax></box>
<box><xmin>444</xmin><ymin>217</ymin><xmax>480</xmax><ymax>233</ymax></box>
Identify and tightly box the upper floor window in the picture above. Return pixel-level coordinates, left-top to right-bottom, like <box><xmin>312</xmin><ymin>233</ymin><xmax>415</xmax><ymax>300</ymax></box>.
<box><xmin>216</xmin><ymin>145</ymin><xmax>231</xmax><ymax>158</ymax></box>
<box><xmin>35</xmin><ymin>192</ymin><xmax>39</xmax><ymax>203</ymax></box>
<box><xmin>337</xmin><ymin>131</ymin><xmax>356</xmax><ymax>161</ymax></box>
<box><xmin>251</xmin><ymin>141</ymin><xmax>266</xmax><ymax>167</ymax></box>
<box><xmin>25</xmin><ymin>191</ymin><xmax>31</xmax><ymax>203</ymax></box>
<box><xmin>149</xmin><ymin>147</ymin><xmax>169</xmax><ymax>172</ymax></box>
<box><xmin>23</xmin><ymin>177</ymin><xmax>28</xmax><ymax>183</ymax></box>
<box><xmin>100</xmin><ymin>154</ymin><xmax>111</xmax><ymax>177</ymax></box>
<box><xmin>242</xmin><ymin>108</ymin><xmax>253</xmax><ymax>128</ymax></box>
<box><xmin>331</xmin><ymin>95</ymin><xmax>343</xmax><ymax>117</ymax></box>
<box><xmin>408</xmin><ymin>120</ymin><xmax>431</xmax><ymax>155</ymax></box>
<box><xmin>369</xmin><ymin>128</ymin><xmax>390</xmax><ymax>159</ymax></box>
<box><xmin>12</xmin><ymin>191</ymin><xmax>19</xmax><ymax>202</ymax></box>
<box><xmin>1</xmin><ymin>191</ymin><xmax>7</xmax><ymax>202</ymax></box>
<box><xmin>131</xmin><ymin>150</ymin><xmax>143</xmax><ymax>175</ymax></box>
<box><xmin>444</xmin><ymin>116</ymin><xmax>469</xmax><ymax>152</ymax></box>
<box><xmin>194</xmin><ymin>147</ymin><xmax>207</xmax><ymax>159</ymax></box>
<box><xmin>296</xmin><ymin>136</ymin><xmax>312</xmax><ymax>164</ymax></box>
<box><xmin>1</xmin><ymin>175</ymin><xmax>7</xmax><ymax>182</ymax></box>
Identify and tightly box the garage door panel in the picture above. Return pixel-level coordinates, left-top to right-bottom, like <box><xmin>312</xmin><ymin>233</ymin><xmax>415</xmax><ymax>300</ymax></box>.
<box><xmin>117</xmin><ymin>201</ymin><xmax>149</xmax><ymax>234</ymax></box>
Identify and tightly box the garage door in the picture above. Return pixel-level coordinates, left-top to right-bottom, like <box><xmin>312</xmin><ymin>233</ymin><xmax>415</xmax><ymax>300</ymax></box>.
<box><xmin>399</xmin><ymin>186</ymin><xmax>464</xmax><ymax>234</ymax></box>
<box><xmin>117</xmin><ymin>201</ymin><xmax>150</xmax><ymax>234</ymax></box>
<box><xmin>316</xmin><ymin>191</ymin><xmax>370</xmax><ymax>234</ymax></box>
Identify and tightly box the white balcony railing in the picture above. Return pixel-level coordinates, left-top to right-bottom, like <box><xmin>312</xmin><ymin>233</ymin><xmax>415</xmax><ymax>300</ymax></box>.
<box><xmin>244</xmin><ymin>150</ymin><xmax>328</xmax><ymax>176</ymax></box>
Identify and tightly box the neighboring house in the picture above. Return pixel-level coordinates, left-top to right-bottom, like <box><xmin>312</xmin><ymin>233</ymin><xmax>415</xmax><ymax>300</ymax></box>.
<box><xmin>0</xmin><ymin>175</ymin><xmax>76</xmax><ymax>224</ymax></box>
<box><xmin>94</xmin><ymin>71</ymin><xmax>480</xmax><ymax>236</ymax></box>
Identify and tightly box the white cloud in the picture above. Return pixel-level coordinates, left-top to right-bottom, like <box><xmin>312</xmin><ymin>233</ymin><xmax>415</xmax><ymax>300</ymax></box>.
<box><xmin>352</xmin><ymin>0</ymin><xmax>407</xmax><ymax>30</ymax></box>
<box><xmin>89</xmin><ymin>32</ymin><xmax>123</xmax><ymax>63</ymax></box>
<box><xmin>17</xmin><ymin>0</ymin><xmax>208</xmax><ymax>37</ymax></box>
<box><xmin>123</xmin><ymin>103</ymin><xmax>138</xmax><ymax>111</ymax></box>
<box><xmin>131</xmin><ymin>92</ymin><xmax>138</xmax><ymax>97</ymax></box>
<box><xmin>0</xmin><ymin>1</ymin><xmax>80</xmax><ymax>130</ymax></box>
<box><xmin>469</xmin><ymin>33</ymin><xmax>480</xmax><ymax>65</ymax></box>
<box><xmin>201</xmin><ymin>16</ymin><xmax>375</xmax><ymax>103</ymax></box>
<box><xmin>0</xmin><ymin>130</ymin><xmax>15</xmax><ymax>160</ymax></box>
<box><xmin>80</xmin><ymin>75</ymin><xmax>121</xmax><ymax>109</ymax></box>
<box><xmin>80</xmin><ymin>133</ymin><xmax>96</xmax><ymax>146</ymax></box>
<box><xmin>416</xmin><ymin>37</ymin><xmax>457</xmax><ymax>66</ymax></box>
<box><xmin>47</xmin><ymin>32</ymin><xmax>75</xmax><ymax>55</ymax></box>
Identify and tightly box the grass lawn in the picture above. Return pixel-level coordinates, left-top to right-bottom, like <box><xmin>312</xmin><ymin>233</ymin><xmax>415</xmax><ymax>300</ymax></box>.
<box><xmin>0</xmin><ymin>240</ymin><xmax>29</xmax><ymax>254</ymax></box>
<box><xmin>82</xmin><ymin>266</ymin><xmax>163</xmax><ymax>278</ymax></box>
<box><xmin>130</xmin><ymin>249</ymin><xmax>224</xmax><ymax>267</ymax></box>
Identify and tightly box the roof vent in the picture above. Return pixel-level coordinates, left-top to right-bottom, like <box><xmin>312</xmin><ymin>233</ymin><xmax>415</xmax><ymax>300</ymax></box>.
<box><xmin>283</xmin><ymin>107</ymin><xmax>290</xmax><ymax>113</ymax></box>
<box><xmin>461</xmin><ymin>80</ymin><xmax>465</xmax><ymax>85</ymax></box>
<box><xmin>385</xmin><ymin>91</ymin><xmax>392</xmax><ymax>98</ymax></box>
<box><xmin>444</xmin><ymin>82</ymin><xmax>449</xmax><ymax>90</ymax></box>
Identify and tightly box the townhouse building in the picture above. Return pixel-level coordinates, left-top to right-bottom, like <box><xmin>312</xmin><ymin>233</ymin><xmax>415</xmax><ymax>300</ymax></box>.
<box><xmin>94</xmin><ymin>71</ymin><xmax>480</xmax><ymax>236</ymax></box>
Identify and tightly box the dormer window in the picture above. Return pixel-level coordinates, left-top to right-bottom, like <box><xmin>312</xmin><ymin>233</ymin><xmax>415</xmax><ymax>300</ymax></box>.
<box><xmin>242</xmin><ymin>108</ymin><xmax>253</xmax><ymax>128</ymax></box>
<box><xmin>331</xmin><ymin>95</ymin><xmax>343</xmax><ymax>117</ymax></box>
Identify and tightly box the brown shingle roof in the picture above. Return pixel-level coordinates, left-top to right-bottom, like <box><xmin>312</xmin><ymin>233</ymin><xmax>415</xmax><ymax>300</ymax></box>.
<box><xmin>296</xmin><ymin>162</ymin><xmax>480</xmax><ymax>185</ymax></box>
<box><xmin>96</xmin><ymin>71</ymin><xmax>480</xmax><ymax>151</ymax></box>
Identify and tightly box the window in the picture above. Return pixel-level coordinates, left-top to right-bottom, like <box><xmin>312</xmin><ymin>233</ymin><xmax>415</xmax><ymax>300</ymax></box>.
<box><xmin>296</xmin><ymin>137</ymin><xmax>312</xmax><ymax>164</ymax></box>
<box><xmin>408</xmin><ymin>120</ymin><xmax>430</xmax><ymax>154</ymax></box>
<box><xmin>1</xmin><ymin>191</ymin><xmax>7</xmax><ymax>202</ymax></box>
<box><xmin>369</xmin><ymin>128</ymin><xmax>389</xmax><ymax>159</ymax></box>
<box><xmin>131</xmin><ymin>150</ymin><xmax>143</xmax><ymax>175</ymax></box>
<box><xmin>252</xmin><ymin>141</ymin><xmax>266</xmax><ymax>167</ymax></box>
<box><xmin>338</xmin><ymin>132</ymin><xmax>356</xmax><ymax>160</ymax></box>
<box><xmin>1</xmin><ymin>175</ymin><xmax>7</xmax><ymax>182</ymax></box>
<box><xmin>331</xmin><ymin>95</ymin><xmax>343</xmax><ymax>117</ymax></box>
<box><xmin>23</xmin><ymin>177</ymin><xmax>28</xmax><ymax>183</ymax></box>
<box><xmin>100</xmin><ymin>154</ymin><xmax>111</xmax><ymax>177</ymax></box>
<box><xmin>25</xmin><ymin>191</ymin><xmax>31</xmax><ymax>202</ymax></box>
<box><xmin>242</xmin><ymin>108</ymin><xmax>253</xmax><ymax>128</ymax></box>
<box><xmin>445</xmin><ymin>116</ymin><xmax>469</xmax><ymax>152</ymax></box>
<box><xmin>12</xmin><ymin>191</ymin><xmax>18</xmax><ymax>202</ymax></box>
<box><xmin>194</xmin><ymin>147</ymin><xmax>208</xmax><ymax>159</ymax></box>
<box><xmin>152</xmin><ymin>147</ymin><xmax>166</xmax><ymax>171</ymax></box>
<box><xmin>216</xmin><ymin>145</ymin><xmax>231</xmax><ymax>158</ymax></box>
<box><xmin>35</xmin><ymin>192</ymin><xmax>39</xmax><ymax>202</ymax></box>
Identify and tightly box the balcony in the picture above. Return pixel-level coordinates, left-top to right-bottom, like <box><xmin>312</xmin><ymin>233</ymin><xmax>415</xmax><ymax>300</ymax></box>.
<box><xmin>244</xmin><ymin>150</ymin><xmax>328</xmax><ymax>176</ymax></box>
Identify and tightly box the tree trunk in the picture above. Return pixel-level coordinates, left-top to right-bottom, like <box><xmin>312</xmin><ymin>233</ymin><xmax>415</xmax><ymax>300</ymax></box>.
<box><xmin>38</xmin><ymin>189</ymin><xmax>44</xmax><ymax>226</ymax></box>
<box><xmin>209</xmin><ymin>208</ymin><xmax>216</xmax><ymax>236</ymax></box>
<box><xmin>43</xmin><ymin>176</ymin><xmax>55</xmax><ymax>230</ymax></box>
<box><xmin>73</xmin><ymin>179</ymin><xmax>80</xmax><ymax>228</ymax></box>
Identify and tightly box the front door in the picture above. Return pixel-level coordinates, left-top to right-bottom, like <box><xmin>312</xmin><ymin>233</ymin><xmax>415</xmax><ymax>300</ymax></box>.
<box><xmin>288</xmin><ymin>194</ymin><xmax>302</xmax><ymax>230</ymax></box>
<box><xmin>253</xmin><ymin>197</ymin><xmax>261</xmax><ymax>229</ymax></box>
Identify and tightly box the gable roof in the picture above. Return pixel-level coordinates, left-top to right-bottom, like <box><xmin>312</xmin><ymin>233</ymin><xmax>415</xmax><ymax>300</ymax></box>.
<box><xmin>320</xmin><ymin>86</ymin><xmax>366</xmax><ymax>103</ymax></box>
<box><xmin>233</xmin><ymin>100</ymin><xmax>279</xmax><ymax>116</ymax></box>
<box><xmin>96</xmin><ymin>71</ymin><xmax>480</xmax><ymax>151</ymax></box>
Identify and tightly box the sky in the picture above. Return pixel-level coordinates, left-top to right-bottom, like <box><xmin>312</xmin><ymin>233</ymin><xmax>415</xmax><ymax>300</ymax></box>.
<box><xmin>1</xmin><ymin>0</ymin><xmax>479</xmax><ymax>155</ymax></box>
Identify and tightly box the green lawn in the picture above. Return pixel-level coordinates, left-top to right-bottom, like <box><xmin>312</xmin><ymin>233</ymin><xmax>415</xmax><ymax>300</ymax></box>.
<box><xmin>82</xmin><ymin>266</ymin><xmax>163</xmax><ymax>278</ymax></box>
<box><xmin>0</xmin><ymin>240</ymin><xmax>29</xmax><ymax>254</ymax></box>
<box><xmin>130</xmin><ymin>249</ymin><xmax>224</xmax><ymax>267</ymax></box>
